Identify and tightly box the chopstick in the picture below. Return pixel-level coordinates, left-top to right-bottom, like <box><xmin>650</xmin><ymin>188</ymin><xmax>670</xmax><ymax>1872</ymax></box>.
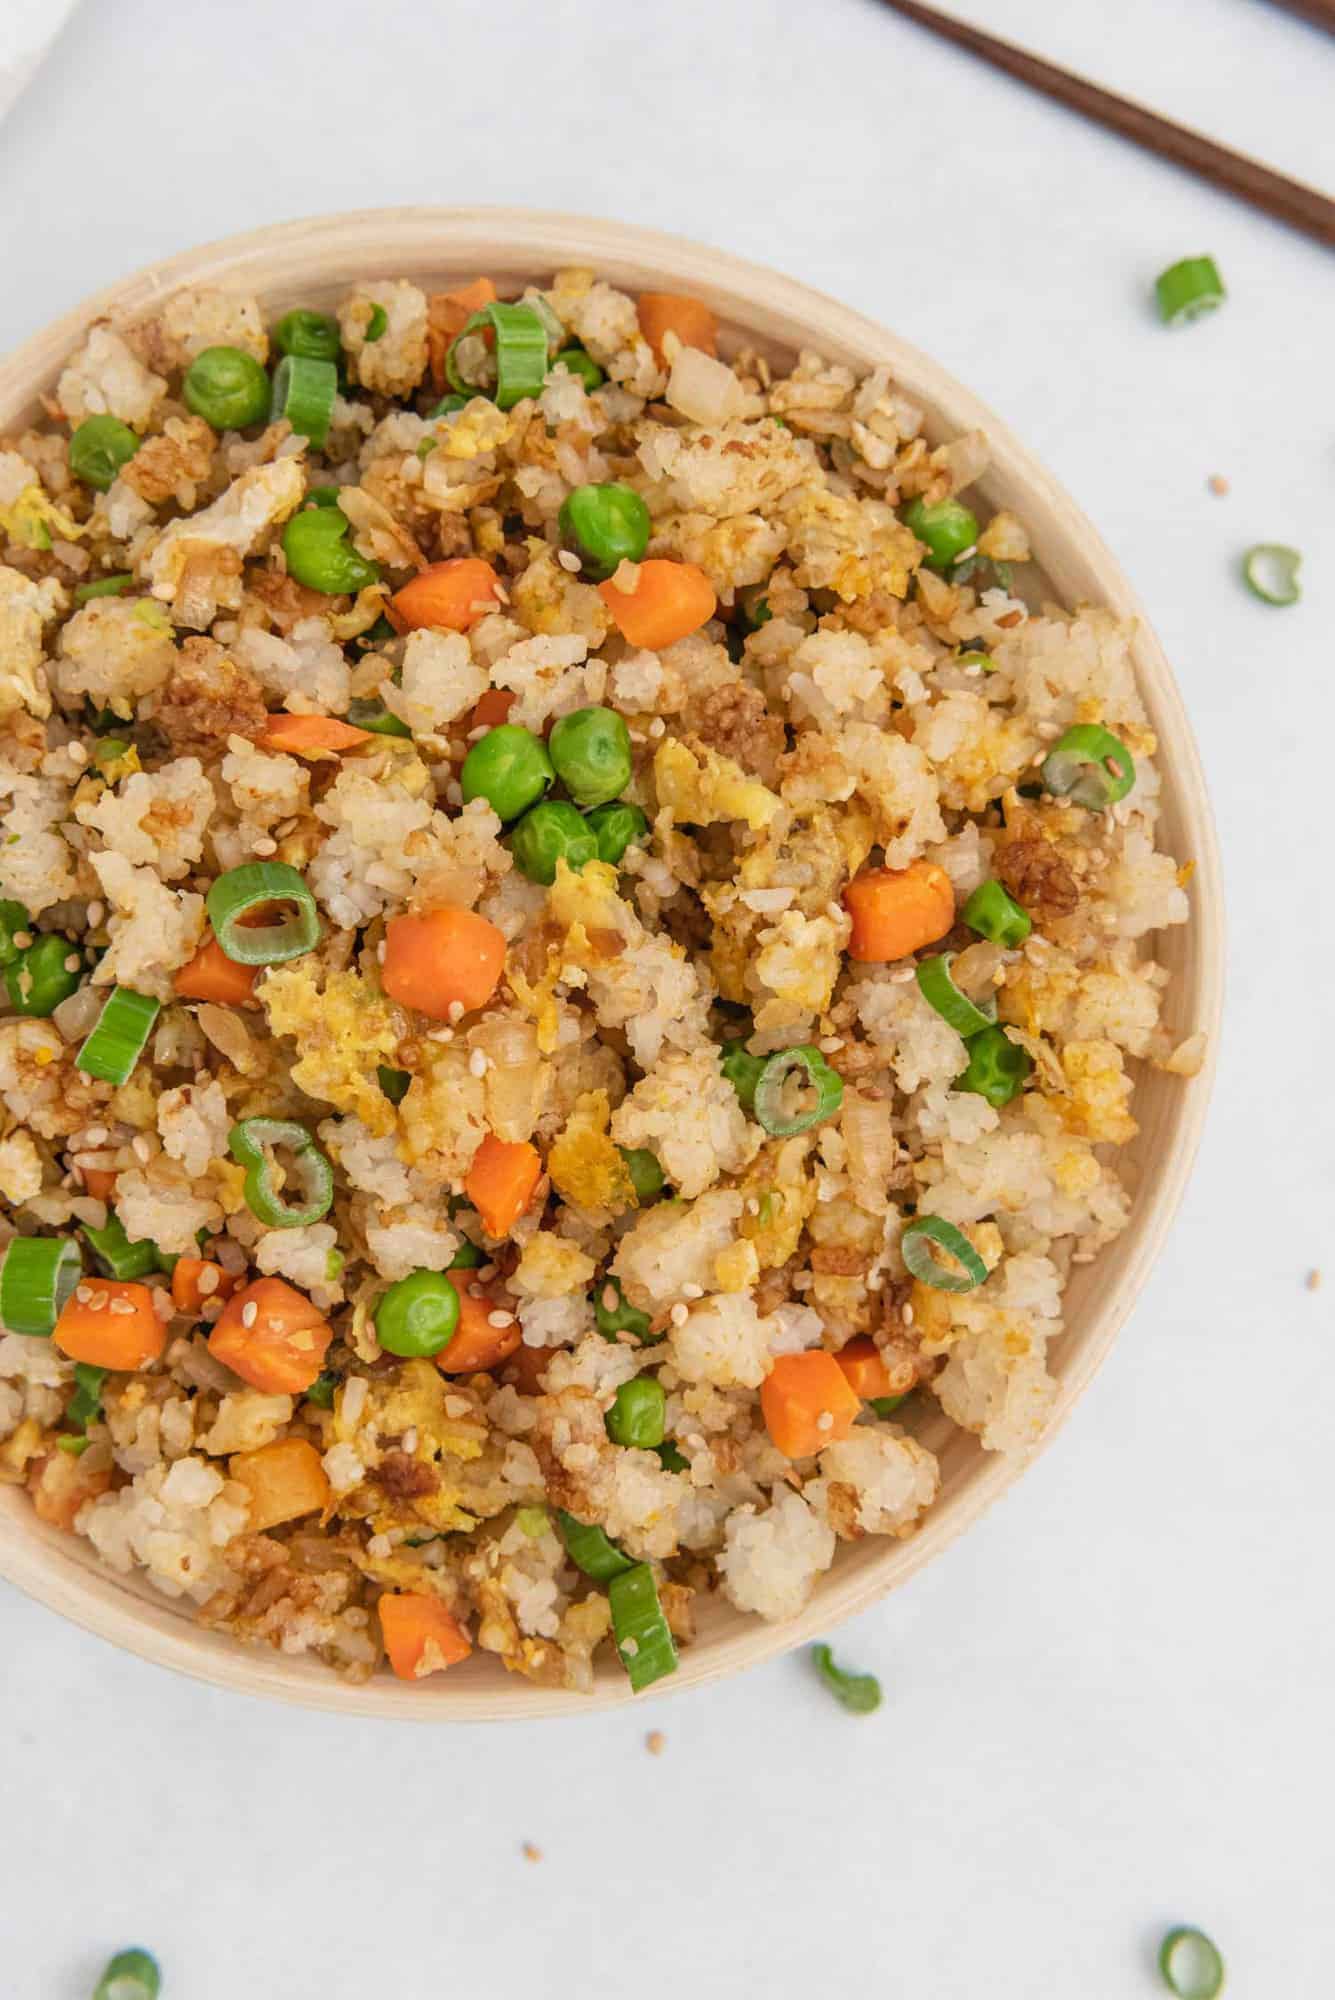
<box><xmin>872</xmin><ymin>0</ymin><xmax>1335</xmax><ymax>249</ymax></box>
<box><xmin>1265</xmin><ymin>0</ymin><xmax>1335</xmax><ymax>32</ymax></box>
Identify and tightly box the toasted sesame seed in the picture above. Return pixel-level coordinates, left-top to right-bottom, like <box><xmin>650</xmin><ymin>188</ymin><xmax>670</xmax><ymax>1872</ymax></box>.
<box><xmin>818</xmin><ymin>1035</ymin><xmax>844</xmax><ymax>1053</ymax></box>
<box><xmin>252</xmin><ymin>836</ymin><xmax>278</xmax><ymax>857</ymax></box>
<box><xmin>681</xmin><ymin>1282</ymin><xmax>704</xmax><ymax>1299</ymax></box>
<box><xmin>1208</xmin><ymin>473</ymin><xmax>1230</xmax><ymax>496</ymax></box>
<box><xmin>1035</xmin><ymin>720</ymin><xmax>1060</xmax><ymax>741</ymax></box>
<box><xmin>669</xmin><ymin>1302</ymin><xmax>689</xmax><ymax>1327</ymax></box>
<box><xmin>902</xmin><ymin>1303</ymin><xmax>915</xmax><ymax>1326</ymax></box>
<box><xmin>109</xmin><ymin>1297</ymin><xmax>135</xmax><ymax>1316</ymax></box>
<box><xmin>521</xmin><ymin>1843</ymin><xmax>543</xmax><ymax>1863</ymax></box>
<box><xmin>131</xmin><ymin>1134</ymin><xmax>154</xmax><ymax>1163</ymax></box>
<box><xmin>816</xmin><ymin>1410</ymin><xmax>834</xmax><ymax>1431</ymax></box>
<box><xmin>556</xmin><ymin>549</ymin><xmax>581</xmax><ymax>572</ymax></box>
<box><xmin>889</xmin><ymin>965</ymin><xmax>916</xmax><ymax>984</ymax></box>
<box><xmin>85</xmin><ymin>901</ymin><xmax>105</xmax><ymax>928</ymax></box>
<box><xmin>197</xmin><ymin>1265</ymin><xmax>220</xmax><ymax>1297</ymax></box>
<box><xmin>445</xmin><ymin>783</ymin><xmax>464</xmax><ymax>808</ymax></box>
<box><xmin>428</xmin><ymin>1026</ymin><xmax>454</xmax><ymax>1043</ymax></box>
<box><xmin>468</xmin><ymin>1049</ymin><xmax>489</xmax><ymax>1077</ymax></box>
<box><xmin>648</xmin><ymin>717</ymin><xmax>666</xmax><ymax>738</ymax></box>
<box><xmin>13</xmin><ymin>931</ymin><xmax>32</xmax><ymax>951</ymax></box>
<box><xmin>241</xmin><ymin>1301</ymin><xmax>258</xmax><ymax>1329</ymax></box>
<box><xmin>487</xmin><ymin>1309</ymin><xmax>515</xmax><ymax>1328</ymax></box>
<box><xmin>1306</xmin><ymin>1268</ymin><xmax>1322</xmax><ymax>1292</ymax></box>
<box><xmin>745</xmin><ymin>1197</ymin><xmax>760</xmax><ymax>1215</ymax></box>
<box><xmin>447</xmin><ymin>1001</ymin><xmax>465</xmax><ymax>1024</ymax></box>
<box><xmin>645</xmin><ymin>1731</ymin><xmax>666</xmax><ymax>1756</ymax></box>
<box><xmin>66</xmin><ymin>741</ymin><xmax>88</xmax><ymax>767</ymax></box>
<box><xmin>64</xmin><ymin>953</ymin><xmax>81</xmax><ymax>974</ymax></box>
<box><xmin>74</xmin><ymin>1285</ymin><xmax>93</xmax><ymax>1305</ymax></box>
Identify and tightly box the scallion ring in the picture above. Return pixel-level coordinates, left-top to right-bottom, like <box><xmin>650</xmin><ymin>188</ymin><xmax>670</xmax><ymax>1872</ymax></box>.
<box><xmin>207</xmin><ymin>862</ymin><xmax>321</xmax><ymax>965</ymax></box>
<box><xmin>916</xmin><ymin>953</ymin><xmax>997</xmax><ymax>1037</ymax></box>
<box><xmin>1158</xmin><ymin>1927</ymin><xmax>1225</xmax><ymax>2000</ymax></box>
<box><xmin>752</xmin><ymin>1045</ymin><xmax>844</xmax><ymax>1137</ymax></box>
<box><xmin>1154</xmin><ymin>256</ymin><xmax>1225</xmax><ymax>326</ymax></box>
<box><xmin>445</xmin><ymin>302</ymin><xmax>549</xmax><ymax>410</ymax></box>
<box><xmin>1041</xmin><ymin>723</ymin><xmax>1135</xmax><ymax>811</ymax></box>
<box><xmin>556</xmin><ymin>1509</ymin><xmax>636</xmax><ymax>1582</ymax></box>
<box><xmin>66</xmin><ymin>1361</ymin><xmax>108</xmax><ymax>1431</ymax></box>
<box><xmin>811</xmin><ymin>1642</ymin><xmax>882</xmax><ymax>1715</ymax></box>
<box><xmin>269</xmin><ymin>355</ymin><xmax>338</xmax><ymax>449</ymax></box>
<box><xmin>82</xmin><ymin>1214</ymin><xmax>160</xmax><ymax>1281</ymax></box>
<box><xmin>228</xmin><ymin>1117</ymin><xmax>334</xmax><ymax>1229</ymax></box>
<box><xmin>75</xmin><ymin>987</ymin><xmax>161</xmax><ymax>1085</ymax></box>
<box><xmin>901</xmin><ymin>1215</ymin><xmax>987</xmax><ymax>1294</ymax></box>
<box><xmin>0</xmin><ymin>1236</ymin><xmax>82</xmax><ymax>1337</ymax></box>
<box><xmin>608</xmin><ymin>1561</ymin><xmax>679</xmax><ymax>1693</ymax></box>
<box><xmin>1241</xmin><ymin>543</ymin><xmax>1301</xmax><ymax>607</ymax></box>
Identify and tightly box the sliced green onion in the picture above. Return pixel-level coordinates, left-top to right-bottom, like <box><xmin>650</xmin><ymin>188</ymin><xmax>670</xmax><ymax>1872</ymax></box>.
<box><xmin>92</xmin><ymin>738</ymin><xmax>133</xmax><ymax>773</ymax></box>
<box><xmin>364</xmin><ymin>304</ymin><xmax>388</xmax><ymax>343</ymax></box>
<box><xmin>270</xmin><ymin>355</ymin><xmax>338</xmax><ymax>449</ymax></box>
<box><xmin>608</xmin><ymin>1561</ymin><xmax>679</xmax><ymax>1693</ymax></box>
<box><xmin>347</xmin><ymin>697</ymin><xmax>412</xmax><ymax>739</ymax></box>
<box><xmin>556</xmin><ymin>1508</ymin><xmax>635</xmax><ymax>1581</ymax></box>
<box><xmin>228</xmin><ymin>1117</ymin><xmax>334</xmax><ymax>1229</ymax></box>
<box><xmin>66</xmin><ymin>1361</ymin><xmax>108</xmax><ymax>1430</ymax></box>
<box><xmin>1155</xmin><ymin>256</ymin><xmax>1225</xmax><ymax>326</ymax></box>
<box><xmin>0</xmin><ymin>900</ymin><xmax>28</xmax><ymax>968</ymax></box>
<box><xmin>93</xmin><ymin>1946</ymin><xmax>161</xmax><ymax>2000</ymax></box>
<box><xmin>0</xmin><ymin>1237</ymin><xmax>82</xmax><ymax>1337</ymax></box>
<box><xmin>1241</xmin><ymin>543</ymin><xmax>1301</xmax><ymax>607</ymax></box>
<box><xmin>753</xmin><ymin>1045</ymin><xmax>844</xmax><ymax>1137</ymax></box>
<box><xmin>207</xmin><ymin>862</ymin><xmax>321</xmax><ymax>965</ymax></box>
<box><xmin>377</xmin><ymin>1064</ymin><xmax>411</xmax><ymax>1105</ymax></box>
<box><xmin>75</xmin><ymin>987</ymin><xmax>160</xmax><ymax>1085</ymax></box>
<box><xmin>308</xmin><ymin>485</ymin><xmax>341</xmax><ymax>507</ymax></box>
<box><xmin>955</xmin><ymin>1023</ymin><xmax>1032</xmax><ymax>1108</ymax></box>
<box><xmin>962</xmin><ymin>879</ymin><xmax>1031</xmax><ymax>946</ymax></box>
<box><xmin>868</xmin><ymin>1394</ymin><xmax>908</xmax><ymax>1418</ymax></box>
<box><xmin>739</xmin><ymin>585</ymin><xmax>772</xmax><ymax>630</ymax></box>
<box><xmin>82</xmin><ymin>1214</ymin><xmax>160</xmax><ymax>1281</ymax></box>
<box><xmin>516</xmin><ymin>1504</ymin><xmax>550</xmax><ymax>1538</ymax></box>
<box><xmin>916</xmin><ymin>953</ymin><xmax>997</xmax><ymax>1037</ymax></box>
<box><xmin>901</xmin><ymin>1215</ymin><xmax>987</xmax><ymax>1294</ymax></box>
<box><xmin>305</xmin><ymin>1370</ymin><xmax>338</xmax><ymax>1409</ymax></box>
<box><xmin>656</xmin><ymin>1440</ymin><xmax>689</xmax><ymax>1473</ymax></box>
<box><xmin>619</xmin><ymin>1147</ymin><xmax>665</xmax><ymax>1203</ymax></box>
<box><xmin>57</xmin><ymin>1434</ymin><xmax>92</xmax><ymax>1455</ymax></box>
<box><xmin>594</xmin><ymin>1275</ymin><xmax>656</xmax><ymax>1345</ymax></box>
<box><xmin>446</xmin><ymin>303</ymin><xmax>549</xmax><ymax>410</ymax></box>
<box><xmin>429</xmin><ymin>392</ymin><xmax>469</xmax><ymax>420</ymax></box>
<box><xmin>956</xmin><ymin>646</ymin><xmax>994</xmax><ymax>673</ymax></box>
<box><xmin>74</xmin><ymin>573</ymin><xmax>135</xmax><ymax>605</ymax></box>
<box><xmin>552</xmin><ymin>345</ymin><xmax>604</xmax><ymax>392</ymax></box>
<box><xmin>1158</xmin><ymin>1927</ymin><xmax>1225</xmax><ymax>2000</ymax></box>
<box><xmin>811</xmin><ymin>1642</ymin><xmax>882</xmax><ymax>1715</ymax></box>
<box><xmin>1041</xmin><ymin>723</ymin><xmax>1135</xmax><ymax>810</ymax></box>
<box><xmin>720</xmin><ymin>1042</ymin><xmax>765</xmax><ymax>1114</ymax></box>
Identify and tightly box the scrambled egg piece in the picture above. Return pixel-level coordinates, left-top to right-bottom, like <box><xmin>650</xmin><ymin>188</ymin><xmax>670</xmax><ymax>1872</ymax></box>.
<box><xmin>736</xmin><ymin>1136</ymin><xmax>818</xmax><ymax>1268</ymax></box>
<box><xmin>261</xmin><ymin>964</ymin><xmax>402</xmax><ymax>1136</ymax></box>
<box><xmin>654</xmin><ymin>736</ymin><xmax>780</xmax><ymax>832</ymax></box>
<box><xmin>1057</xmin><ymin>1039</ymin><xmax>1138</xmax><ymax>1145</ymax></box>
<box><xmin>0</xmin><ymin>565</ymin><xmax>58</xmax><ymax>722</ymax></box>
<box><xmin>333</xmin><ymin>1360</ymin><xmax>488</xmax><ymax>1538</ymax></box>
<box><xmin>547</xmin><ymin>855</ymin><xmax>627</xmax><ymax>948</ymax></box>
<box><xmin>0</xmin><ymin>484</ymin><xmax>83</xmax><ymax>553</ymax></box>
<box><xmin>547</xmin><ymin>1089</ymin><xmax>636</xmax><ymax>1215</ymax></box>
<box><xmin>910</xmin><ymin>1221</ymin><xmax>1005</xmax><ymax>1347</ymax></box>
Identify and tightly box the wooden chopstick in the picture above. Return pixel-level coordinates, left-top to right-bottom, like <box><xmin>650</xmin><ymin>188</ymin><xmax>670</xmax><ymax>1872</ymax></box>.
<box><xmin>873</xmin><ymin>0</ymin><xmax>1335</xmax><ymax>249</ymax></box>
<box><xmin>1265</xmin><ymin>0</ymin><xmax>1335</xmax><ymax>33</ymax></box>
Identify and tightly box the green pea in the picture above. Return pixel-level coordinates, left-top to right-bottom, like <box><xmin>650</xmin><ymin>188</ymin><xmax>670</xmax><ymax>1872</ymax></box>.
<box><xmin>510</xmin><ymin>800</ymin><xmax>597</xmax><ymax>885</ymax></box>
<box><xmin>548</xmin><ymin>705</ymin><xmax>632</xmax><ymax>808</ymax></box>
<box><xmin>594</xmin><ymin>1275</ymin><xmax>655</xmax><ymax>1345</ymax></box>
<box><xmin>901</xmin><ymin>495</ymin><xmax>979</xmax><ymax>573</ymax></box>
<box><xmin>720</xmin><ymin>1042</ymin><xmax>764</xmax><ymax>1114</ymax></box>
<box><xmin>283</xmin><ymin>505</ymin><xmax>380</xmax><ymax>595</ymax></box>
<box><xmin>68</xmin><ymin>415</ymin><xmax>140</xmax><ymax>492</ymax></box>
<box><xmin>449</xmin><ymin>1239</ymin><xmax>484</xmax><ymax>1270</ymax></box>
<box><xmin>274</xmin><ymin>309</ymin><xmax>341</xmax><ymax>364</ymax></box>
<box><xmin>554</xmin><ymin>346</ymin><xmax>605</xmax><ymax>392</ymax></box>
<box><xmin>3</xmin><ymin>934</ymin><xmax>82</xmax><ymax>1017</ymax></box>
<box><xmin>93</xmin><ymin>1946</ymin><xmax>161</xmax><ymax>2000</ymax></box>
<box><xmin>619</xmin><ymin>1147</ymin><xmax>665</xmax><ymax>1203</ymax></box>
<box><xmin>954</xmin><ymin>1024</ymin><xmax>1032</xmax><ymax>1109</ymax></box>
<box><xmin>74</xmin><ymin>572</ymin><xmax>135</xmax><ymax>604</ymax></box>
<box><xmin>308</xmin><ymin>484</ymin><xmax>342</xmax><ymax>507</ymax></box>
<box><xmin>585</xmin><ymin>799</ymin><xmax>648</xmax><ymax>867</ymax></box>
<box><xmin>347</xmin><ymin>696</ymin><xmax>411</xmax><ymax>738</ymax></box>
<box><xmin>606</xmin><ymin>1375</ymin><xmax>667</xmax><ymax>1449</ymax></box>
<box><xmin>461</xmin><ymin>723</ymin><xmax>555</xmax><ymax>823</ymax></box>
<box><xmin>429</xmin><ymin>393</ymin><xmax>469</xmax><ymax>419</ymax></box>
<box><xmin>183</xmin><ymin>345</ymin><xmax>271</xmax><ymax>430</ymax></box>
<box><xmin>374</xmin><ymin>1269</ymin><xmax>461</xmax><ymax>1359</ymax></box>
<box><xmin>558</xmin><ymin>482</ymin><xmax>651</xmax><ymax>581</ymax></box>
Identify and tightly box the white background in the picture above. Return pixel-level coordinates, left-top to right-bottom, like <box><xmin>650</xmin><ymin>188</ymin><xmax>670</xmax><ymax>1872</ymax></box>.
<box><xmin>2</xmin><ymin>2</ymin><xmax>1333</xmax><ymax>1994</ymax></box>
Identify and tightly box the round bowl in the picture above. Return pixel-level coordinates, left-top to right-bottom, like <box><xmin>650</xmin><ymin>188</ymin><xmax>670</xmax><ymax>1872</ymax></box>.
<box><xmin>0</xmin><ymin>208</ymin><xmax>1223</xmax><ymax>1718</ymax></box>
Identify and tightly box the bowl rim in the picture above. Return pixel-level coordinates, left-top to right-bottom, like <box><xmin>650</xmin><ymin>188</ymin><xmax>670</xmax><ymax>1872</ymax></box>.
<box><xmin>0</xmin><ymin>206</ymin><xmax>1224</xmax><ymax>1720</ymax></box>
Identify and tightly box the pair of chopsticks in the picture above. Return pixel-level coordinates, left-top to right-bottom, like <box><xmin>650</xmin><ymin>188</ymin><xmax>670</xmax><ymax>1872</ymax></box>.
<box><xmin>873</xmin><ymin>0</ymin><xmax>1335</xmax><ymax>249</ymax></box>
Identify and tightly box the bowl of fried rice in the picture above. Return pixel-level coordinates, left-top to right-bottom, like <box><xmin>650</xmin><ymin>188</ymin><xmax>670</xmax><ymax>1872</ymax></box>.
<box><xmin>0</xmin><ymin>210</ymin><xmax>1221</xmax><ymax>1716</ymax></box>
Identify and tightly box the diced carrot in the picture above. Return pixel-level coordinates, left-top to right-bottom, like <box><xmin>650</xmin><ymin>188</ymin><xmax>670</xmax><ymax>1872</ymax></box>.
<box><xmin>468</xmin><ymin>687</ymin><xmax>515</xmax><ymax>733</ymax></box>
<box><xmin>171</xmin><ymin>1257</ymin><xmax>236</xmax><ymax>1315</ymax></box>
<box><xmin>760</xmin><ymin>1350</ymin><xmax>861</xmax><ymax>1459</ymax></box>
<box><xmin>464</xmin><ymin>1134</ymin><xmax>542</xmax><ymax>1240</ymax></box>
<box><xmin>834</xmin><ymin>1335</ymin><xmax>901</xmax><ymax>1402</ymax></box>
<box><xmin>381</xmin><ymin>906</ymin><xmax>506</xmax><ymax>1020</ymax></box>
<box><xmin>427</xmin><ymin>277</ymin><xmax>498</xmax><ymax>388</ymax></box>
<box><xmin>379</xmin><ymin>1590</ymin><xmax>473</xmax><ymax>1680</ymax></box>
<box><xmin>844</xmin><ymin>861</ymin><xmax>956</xmax><ymax>964</ymax></box>
<box><xmin>53</xmin><ymin>1277</ymin><xmax>166</xmax><ymax>1370</ymax></box>
<box><xmin>174</xmin><ymin>932</ymin><xmax>261</xmax><ymax>1009</ymax></box>
<box><xmin>81</xmin><ymin>1168</ymin><xmax>118</xmax><ymax>1202</ymax></box>
<box><xmin>208</xmin><ymin>1276</ymin><xmax>332</xmax><ymax>1395</ymax></box>
<box><xmin>437</xmin><ymin>1282</ymin><xmax>524</xmax><ymax>1375</ymax></box>
<box><xmin>598</xmin><ymin>559</ymin><xmax>717</xmax><ymax>650</ymax></box>
<box><xmin>27</xmin><ymin>1448</ymin><xmax>112</xmax><ymax>1532</ymax></box>
<box><xmin>258</xmin><ymin>713</ymin><xmax>371</xmax><ymax>757</ymax></box>
<box><xmin>637</xmin><ymin>292</ymin><xmax>718</xmax><ymax>362</ymax></box>
<box><xmin>388</xmin><ymin>558</ymin><xmax>502</xmax><ymax>635</ymax></box>
<box><xmin>229</xmin><ymin>1436</ymin><xmax>330</xmax><ymax>1533</ymax></box>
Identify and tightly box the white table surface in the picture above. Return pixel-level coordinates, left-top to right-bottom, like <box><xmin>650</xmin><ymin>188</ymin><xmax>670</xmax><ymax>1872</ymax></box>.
<box><xmin>2</xmin><ymin>2</ymin><xmax>1332</xmax><ymax>1993</ymax></box>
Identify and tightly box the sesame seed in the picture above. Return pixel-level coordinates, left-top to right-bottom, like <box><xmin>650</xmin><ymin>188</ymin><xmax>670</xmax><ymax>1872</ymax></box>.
<box><xmin>429</xmin><ymin>1025</ymin><xmax>454</xmax><ymax>1043</ymax></box>
<box><xmin>601</xmin><ymin>1284</ymin><xmax>619</xmax><ymax>1312</ymax></box>
<box><xmin>487</xmin><ymin>1309</ymin><xmax>515</xmax><ymax>1328</ymax></box>
<box><xmin>468</xmin><ymin>1049</ymin><xmax>489</xmax><ymax>1077</ymax></box>
<box><xmin>88</xmin><ymin>1289</ymin><xmax>108</xmax><ymax>1312</ymax></box>
<box><xmin>375</xmin><ymin>942</ymin><xmax>386</xmax><ymax>963</ymax></box>
<box><xmin>252</xmin><ymin>836</ymin><xmax>278</xmax><ymax>857</ymax></box>
<box><xmin>746</xmin><ymin>1197</ymin><xmax>760</xmax><ymax>1215</ymax></box>
<box><xmin>818</xmin><ymin>1035</ymin><xmax>844</xmax><ymax>1053</ymax></box>
<box><xmin>1208</xmin><ymin>473</ymin><xmax>1230</xmax><ymax>496</ymax></box>
<box><xmin>64</xmin><ymin>954</ymin><xmax>81</xmax><ymax>974</ymax></box>
<box><xmin>681</xmin><ymin>1282</ymin><xmax>704</xmax><ymax>1299</ymax></box>
<box><xmin>66</xmin><ymin>741</ymin><xmax>88</xmax><ymax>767</ymax></box>
<box><xmin>648</xmin><ymin>717</ymin><xmax>666</xmax><ymax>738</ymax></box>
<box><xmin>447</xmin><ymin>1001</ymin><xmax>465</xmax><ymax>1024</ymax></box>
<box><xmin>74</xmin><ymin>1285</ymin><xmax>93</xmax><ymax>1305</ymax></box>
<box><xmin>669</xmin><ymin>1303</ymin><xmax>689</xmax><ymax>1327</ymax></box>
<box><xmin>1035</xmin><ymin>721</ymin><xmax>1060</xmax><ymax>741</ymax></box>
<box><xmin>1306</xmin><ymin>1269</ymin><xmax>1322</xmax><ymax>1292</ymax></box>
<box><xmin>621</xmin><ymin>1636</ymin><xmax>639</xmax><ymax>1658</ymax></box>
<box><xmin>445</xmin><ymin>783</ymin><xmax>463</xmax><ymax>807</ymax></box>
<box><xmin>13</xmin><ymin>931</ymin><xmax>32</xmax><ymax>951</ymax></box>
<box><xmin>109</xmin><ymin>1297</ymin><xmax>135</xmax><ymax>1317</ymax></box>
<box><xmin>521</xmin><ymin>1843</ymin><xmax>543</xmax><ymax>1863</ymax></box>
<box><xmin>152</xmin><ymin>1287</ymin><xmax>174</xmax><ymax>1321</ymax></box>
<box><xmin>241</xmin><ymin>1302</ymin><xmax>258</xmax><ymax>1329</ymax></box>
<box><xmin>197</xmin><ymin>1265</ymin><xmax>220</xmax><ymax>1296</ymax></box>
<box><xmin>131</xmin><ymin>1135</ymin><xmax>154</xmax><ymax>1163</ymax></box>
<box><xmin>963</xmin><ymin>662</ymin><xmax>983</xmax><ymax>677</ymax></box>
<box><xmin>85</xmin><ymin>901</ymin><xmax>105</xmax><ymax>928</ymax></box>
<box><xmin>889</xmin><ymin>965</ymin><xmax>916</xmax><ymax>984</ymax></box>
<box><xmin>80</xmin><ymin>1127</ymin><xmax>109</xmax><ymax>1147</ymax></box>
<box><xmin>556</xmin><ymin>549</ymin><xmax>581</xmax><ymax>572</ymax></box>
<box><xmin>902</xmin><ymin>1303</ymin><xmax>915</xmax><ymax>1326</ymax></box>
<box><xmin>645</xmin><ymin>1731</ymin><xmax>666</xmax><ymax>1756</ymax></box>
<box><xmin>816</xmin><ymin>1410</ymin><xmax>834</xmax><ymax>1431</ymax></box>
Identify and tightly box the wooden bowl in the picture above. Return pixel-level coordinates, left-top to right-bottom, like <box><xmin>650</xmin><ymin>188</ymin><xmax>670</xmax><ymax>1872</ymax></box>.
<box><xmin>0</xmin><ymin>209</ymin><xmax>1223</xmax><ymax>1718</ymax></box>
